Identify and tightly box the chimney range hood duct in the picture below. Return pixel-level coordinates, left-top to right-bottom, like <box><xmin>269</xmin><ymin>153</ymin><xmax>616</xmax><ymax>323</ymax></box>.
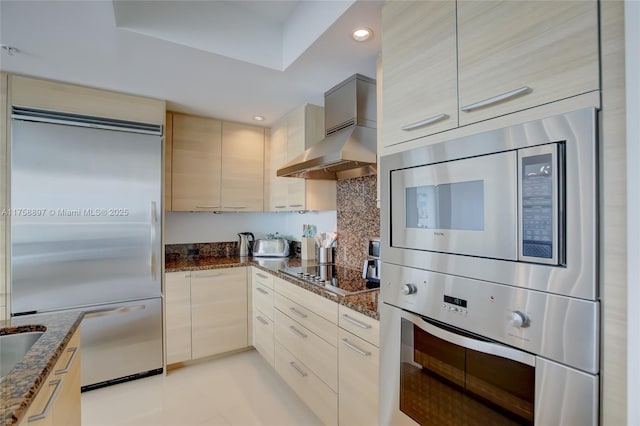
<box><xmin>277</xmin><ymin>74</ymin><xmax>377</xmax><ymax>180</ymax></box>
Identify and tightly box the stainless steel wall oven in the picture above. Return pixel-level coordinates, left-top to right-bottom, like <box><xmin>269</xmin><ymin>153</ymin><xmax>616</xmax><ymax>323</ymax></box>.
<box><xmin>380</xmin><ymin>109</ymin><xmax>599</xmax><ymax>425</ymax></box>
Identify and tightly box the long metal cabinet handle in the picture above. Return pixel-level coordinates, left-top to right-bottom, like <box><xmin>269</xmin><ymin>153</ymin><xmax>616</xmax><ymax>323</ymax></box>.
<box><xmin>84</xmin><ymin>304</ymin><xmax>146</xmax><ymax>319</ymax></box>
<box><xmin>224</xmin><ymin>206</ymin><xmax>247</xmax><ymax>209</ymax></box>
<box><xmin>342</xmin><ymin>314</ymin><xmax>372</xmax><ymax>329</ymax></box>
<box><xmin>401</xmin><ymin>113</ymin><xmax>449</xmax><ymax>131</ymax></box>
<box><xmin>274</xmin><ymin>205</ymin><xmax>287</xmax><ymax>209</ymax></box>
<box><xmin>55</xmin><ymin>346</ymin><xmax>78</xmax><ymax>375</ymax></box>
<box><xmin>150</xmin><ymin>201</ymin><xmax>157</xmax><ymax>281</ymax></box>
<box><xmin>288</xmin><ymin>204</ymin><xmax>304</xmax><ymax>208</ymax></box>
<box><xmin>417</xmin><ymin>316</ymin><xmax>535</xmax><ymax>366</ymax></box>
<box><xmin>28</xmin><ymin>379</ymin><xmax>63</xmax><ymax>422</ymax></box>
<box><xmin>289</xmin><ymin>361</ymin><xmax>308</xmax><ymax>377</ymax></box>
<box><xmin>256</xmin><ymin>316</ymin><xmax>269</xmax><ymax>325</ymax></box>
<box><xmin>256</xmin><ymin>273</ymin><xmax>269</xmax><ymax>279</ymax></box>
<box><xmin>195</xmin><ymin>204</ymin><xmax>221</xmax><ymax>209</ymax></box>
<box><xmin>341</xmin><ymin>338</ymin><xmax>371</xmax><ymax>356</ymax></box>
<box><xmin>289</xmin><ymin>325</ymin><xmax>308</xmax><ymax>339</ymax></box>
<box><xmin>460</xmin><ymin>86</ymin><xmax>531</xmax><ymax>112</ymax></box>
<box><xmin>256</xmin><ymin>287</ymin><xmax>269</xmax><ymax>295</ymax></box>
<box><xmin>192</xmin><ymin>273</ymin><xmax>221</xmax><ymax>278</ymax></box>
<box><xmin>289</xmin><ymin>307</ymin><xmax>308</xmax><ymax>319</ymax></box>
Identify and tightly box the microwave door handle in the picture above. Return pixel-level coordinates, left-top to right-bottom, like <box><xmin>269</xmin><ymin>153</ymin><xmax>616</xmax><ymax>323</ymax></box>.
<box><xmin>417</xmin><ymin>316</ymin><xmax>536</xmax><ymax>367</ymax></box>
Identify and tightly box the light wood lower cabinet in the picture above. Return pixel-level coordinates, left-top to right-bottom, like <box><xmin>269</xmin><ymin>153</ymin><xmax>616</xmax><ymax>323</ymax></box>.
<box><xmin>338</xmin><ymin>329</ymin><xmax>379</xmax><ymax>426</ymax></box>
<box><xmin>165</xmin><ymin>271</ymin><xmax>192</xmax><ymax>364</ymax></box>
<box><xmin>275</xmin><ymin>341</ymin><xmax>338</xmax><ymax>426</ymax></box>
<box><xmin>253</xmin><ymin>308</ymin><xmax>275</xmax><ymax>367</ymax></box>
<box><xmin>164</xmin><ymin>267</ymin><xmax>248</xmax><ymax>364</ymax></box>
<box><xmin>20</xmin><ymin>328</ymin><xmax>81</xmax><ymax>426</ymax></box>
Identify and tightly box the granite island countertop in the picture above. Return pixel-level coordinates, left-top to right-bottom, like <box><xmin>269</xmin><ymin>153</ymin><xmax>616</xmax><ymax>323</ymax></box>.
<box><xmin>166</xmin><ymin>256</ymin><xmax>379</xmax><ymax>320</ymax></box>
<box><xmin>1</xmin><ymin>311</ymin><xmax>84</xmax><ymax>426</ymax></box>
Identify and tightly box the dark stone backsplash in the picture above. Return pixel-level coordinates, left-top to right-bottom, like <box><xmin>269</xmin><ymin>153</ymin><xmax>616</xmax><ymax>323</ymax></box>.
<box><xmin>335</xmin><ymin>175</ymin><xmax>380</xmax><ymax>270</ymax></box>
<box><xmin>165</xmin><ymin>241</ymin><xmax>237</xmax><ymax>262</ymax></box>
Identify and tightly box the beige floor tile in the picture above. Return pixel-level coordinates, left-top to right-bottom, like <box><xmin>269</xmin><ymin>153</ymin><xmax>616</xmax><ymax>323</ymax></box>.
<box><xmin>82</xmin><ymin>350</ymin><xmax>322</xmax><ymax>426</ymax></box>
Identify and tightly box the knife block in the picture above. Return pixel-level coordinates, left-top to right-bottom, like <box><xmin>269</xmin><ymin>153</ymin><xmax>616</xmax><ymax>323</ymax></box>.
<box><xmin>301</xmin><ymin>237</ymin><xmax>316</xmax><ymax>260</ymax></box>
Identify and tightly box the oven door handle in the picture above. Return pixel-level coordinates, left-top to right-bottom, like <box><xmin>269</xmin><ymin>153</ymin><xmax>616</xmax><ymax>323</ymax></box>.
<box><xmin>417</xmin><ymin>316</ymin><xmax>536</xmax><ymax>367</ymax></box>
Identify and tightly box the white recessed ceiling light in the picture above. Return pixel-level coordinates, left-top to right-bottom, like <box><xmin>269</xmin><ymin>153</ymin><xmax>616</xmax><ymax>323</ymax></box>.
<box><xmin>352</xmin><ymin>28</ymin><xmax>373</xmax><ymax>42</ymax></box>
<box><xmin>253</xmin><ymin>116</ymin><xmax>265</xmax><ymax>122</ymax></box>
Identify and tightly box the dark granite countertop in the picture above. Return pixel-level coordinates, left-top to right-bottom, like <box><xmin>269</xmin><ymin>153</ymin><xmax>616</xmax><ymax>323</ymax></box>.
<box><xmin>165</xmin><ymin>256</ymin><xmax>379</xmax><ymax>320</ymax></box>
<box><xmin>1</xmin><ymin>311</ymin><xmax>84</xmax><ymax>425</ymax></box>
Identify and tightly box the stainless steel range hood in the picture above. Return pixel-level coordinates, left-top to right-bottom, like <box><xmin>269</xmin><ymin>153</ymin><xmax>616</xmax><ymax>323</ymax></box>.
<box><xmin>277</xmin><ymin>74</ymin><xmax>377</xmax><ymax>180</ymax></box>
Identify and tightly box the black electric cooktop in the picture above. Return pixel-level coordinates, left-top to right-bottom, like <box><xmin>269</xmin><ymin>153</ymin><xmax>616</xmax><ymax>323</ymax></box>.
<box><xmin>279</xmin><ymin>263</ymin><xmax>379</xmax><ymax>296</ymax></box>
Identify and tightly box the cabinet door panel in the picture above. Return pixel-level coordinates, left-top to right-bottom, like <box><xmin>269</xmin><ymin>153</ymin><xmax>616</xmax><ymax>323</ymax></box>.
<box><xmin>382</xmin><ymin>0</ymin><xmax>458</xmax><ymax>147</ymax></box>
<box><xmin>269</xmin><ymin>120</ymin><xmax>289</xmax><ymax>211</ymax></box>
<box><xmin>165</xmin><ymin>272</ymin><xmax>192</xmax><ymax>364</ymax></box>
<box><xmin>457</xmin><ymin>0</ymin><xmax>599</xmax><ymax>125</ymax></box>
<box><xmin>171</xmin><ymin>114</ymin><xmax>222</xmax><ymax>211</ymax></box>
<box><xmin>221</xmin><ymin>122</ymin><xmax>264</xmax><ymax>211</ymax></box>
<box><xmin>191</xmin><ymin>268</ymin><xmax>248</xmax><ymax>358</ymax></box>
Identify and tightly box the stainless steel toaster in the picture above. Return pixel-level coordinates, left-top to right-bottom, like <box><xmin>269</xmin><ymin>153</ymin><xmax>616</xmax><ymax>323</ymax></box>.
<box><xmin>252</xmin><ymin>239</ymin><xmax>290</xmax><ymax>258</ymax></box>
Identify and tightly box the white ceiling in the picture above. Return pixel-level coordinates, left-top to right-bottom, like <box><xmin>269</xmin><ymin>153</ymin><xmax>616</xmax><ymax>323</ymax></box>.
<box><xmin>0</xmin><ymin>0</ymin><xmax>382</xmax><ymax>126</ymax></box>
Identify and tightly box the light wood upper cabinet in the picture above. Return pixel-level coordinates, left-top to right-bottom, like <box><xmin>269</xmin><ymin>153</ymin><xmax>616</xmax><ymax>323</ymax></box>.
<box><xmin>164</xmin><ymin>112</ymin><xmax>173</xmax><ymax>211</ymax></box>
<box><xmin>171</xmin><ymin>113</ymin><xmax>222</xmax><ymax>211</ymax></box>
<box><xmin>267</xmin><ymin>104</ymin><xmax>336</xmax><ymax>211</ymax></box>
<box><xmin>221</xmin><ymin>122</ymin><xmax>265</xmax><ymax>211</ymax></box>
<box><xmin>381</xmin><ymin>0</ymin><xmax>458</xmax><ymax>147</ymax></box>
<box><xmin>457</xmin><ymin>0</ymin><xmax>599</xmax><ymax>125</ymax></box>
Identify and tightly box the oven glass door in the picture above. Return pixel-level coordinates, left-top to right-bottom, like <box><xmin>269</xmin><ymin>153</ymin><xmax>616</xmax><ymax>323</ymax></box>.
<box><xmin>390</xmin><ymin>151</ymin><xmax>517</xmax><ymax>261</ymax></box>
<box><xmin>400</xmin><ymin>317</ymin><xmax>535</xmax><ymax>425</ymax></box>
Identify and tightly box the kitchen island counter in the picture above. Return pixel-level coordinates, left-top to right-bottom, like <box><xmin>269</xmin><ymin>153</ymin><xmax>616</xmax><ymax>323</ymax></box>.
<box><xmin>0</xmin><ymin>311</ymin><xmax>83</xmax><ymax>425</ymax></box>
<box><xmin>165</xmin><ymin>256</ymin><xmax>379</xmax><ymax>320</ymax></box>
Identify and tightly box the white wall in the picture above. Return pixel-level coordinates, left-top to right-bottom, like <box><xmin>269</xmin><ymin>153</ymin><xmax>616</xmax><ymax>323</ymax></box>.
<box><xmin>626</xmin><ymin>1</ymin><xmax>640</xmax><ymax>423</ymax></box>
<box><xmin>165</xmin><ymin>210</ymin><xmax>337</xmax><ymax>244</ymax></box>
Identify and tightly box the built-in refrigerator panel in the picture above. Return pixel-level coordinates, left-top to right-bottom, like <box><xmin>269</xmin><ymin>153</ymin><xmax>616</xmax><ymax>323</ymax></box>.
<box><xmin>10</xmin><ymin>119</ymin><xmax>162</xmax><ymax>314</ymax></box>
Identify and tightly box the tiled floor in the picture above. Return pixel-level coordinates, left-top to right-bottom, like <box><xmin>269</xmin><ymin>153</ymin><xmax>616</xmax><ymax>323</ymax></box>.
<box><xmin>81</xmin><ymin>349</ymin><xmax>323</xmax><ymax>426</ymax></box>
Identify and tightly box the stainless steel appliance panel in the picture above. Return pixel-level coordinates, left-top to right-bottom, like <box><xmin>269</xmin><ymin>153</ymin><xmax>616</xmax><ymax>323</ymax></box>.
<box><xmin>79</xmin><ymin>298</ymin><xmax>163</xmax><ymax>388</ymax></box>
<box><xmin>380</xmin><ymin>303</ymin><xmax>598</xmax><ymax>426</ymax></box>
<box><xmin>391</xmin><ymin>150</ymin><xmax>518</xmax><ymax>260</ymax></box>
<box><xmin>381</xmin><ymin>263</ymin><xmax>599</xmax><ymax>374</ymax></box>
<box><xmin>10</xmin><ymin>119</ymin><xmax>162</xmax><ymax>314</ymax></box>
<box><xmin>381</xmin><ymin>108</ymin><xmax>597</xmax><ymax>300</ymax></box>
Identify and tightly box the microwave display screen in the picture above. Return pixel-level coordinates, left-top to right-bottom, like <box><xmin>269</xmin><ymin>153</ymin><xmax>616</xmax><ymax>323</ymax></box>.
<box><xmin>521</xmin><ymin>153</ymin><xmax>554</xmax><ymax>259</ymax></box>
<box><xmin>406</xmin><ymin>181</ymin><xmax>484</xmax><ymax>231</ymax></box>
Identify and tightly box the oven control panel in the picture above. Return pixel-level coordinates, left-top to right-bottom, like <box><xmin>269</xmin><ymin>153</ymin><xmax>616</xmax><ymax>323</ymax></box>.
<box><xmin>381</xmin><ymin>262</ymin><xmax>599</xmax><ymax>374</ymax></box>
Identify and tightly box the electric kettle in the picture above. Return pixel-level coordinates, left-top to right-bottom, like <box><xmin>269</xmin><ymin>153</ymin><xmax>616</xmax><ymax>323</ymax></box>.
<box><xmin>238</xmin><ymin>232</ymin><xmax>255</xmax><ymax>257</ymax></box>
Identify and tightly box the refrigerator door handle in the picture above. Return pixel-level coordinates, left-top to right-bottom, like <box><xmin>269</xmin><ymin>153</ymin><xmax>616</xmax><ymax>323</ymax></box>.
<box><xmin>84</xmin><ymin>304</ymin><xmax>146</xmax><ymax>319</ymax></box>
<box><xmin>150</xmin><ymin>201</ymin><xmax>157</xmax><ymax>282</ymax></box>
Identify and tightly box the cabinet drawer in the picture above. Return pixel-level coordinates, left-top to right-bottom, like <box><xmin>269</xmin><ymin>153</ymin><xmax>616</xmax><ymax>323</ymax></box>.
<box><xmin>275</xmin><ymin>293</ymin><xmax>337</xmax><ymax>346</ymax></box>
<box><xmin>252</xmin><ymin>267</ymin><xmax>274</xmax><ymax>289</ymax></box>
<box><xmin>253</xmin><ymin>309</ymin><xmax>274</xmax><ymax>368</ymax></box>
<box><xmin>274</xmin><ymin>309</ymin><xmax>337</xmax><ymax>391</ymax></box>
<box><xmin>274</xmin><ymin>277</ymin><xmax>338</xmax><ymax>324</ymax></box>
<box><xmin>338</xmin><ymin>329</ymin><xmax>379</xmax><ymax>426</ymax></box>
<box><xmin>253</xmin><ymin>281</ymin><xmax>274</xmax><ymax>321</ymax></box>
<box><xmin>338</xmin><ymin>305</ymin><xmax>379</xmax><ymax>347</ymax></box>
<box><xmin>275</xmin><ymin>341</ymin><xmax>337</xmax><ymax>426</ymax></box>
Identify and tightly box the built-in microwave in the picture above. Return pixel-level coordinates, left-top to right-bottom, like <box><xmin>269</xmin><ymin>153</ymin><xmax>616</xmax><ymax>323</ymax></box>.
<box><xmin>381</xmin><ymin>108</ymin><xmax>597</xmax><ymax>300</ymax></box>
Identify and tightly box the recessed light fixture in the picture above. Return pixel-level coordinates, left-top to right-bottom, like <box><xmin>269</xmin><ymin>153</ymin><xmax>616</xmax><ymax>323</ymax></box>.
<box><xmin>1</xmin><ymin>45</ymin><xmax>19</xmax><ymax>55</ymax></box>
<box><xmin>352</xmin><ymin>28</ymin><xmax>373</xmax><ymax>42</ymax></box>
<box><xmin>253</xmin><ymin>116</ymin><xmax>265</xmax><ymax>122</ymax></box>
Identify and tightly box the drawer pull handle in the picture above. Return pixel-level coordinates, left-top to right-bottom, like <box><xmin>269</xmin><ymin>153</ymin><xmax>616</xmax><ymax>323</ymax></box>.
<box><xmin>256</xmin><ymin>273</ymin><xmax>269</xmax><ymax>279</ymax></box>
<box><xmin>256</xmin><ymin>316</ymin><xmax>269</xmax><ymax>325</ymax></box>
<box><xmin>192</xmin><ymin>273</ymin><xmax>221</xmax><ymax>278</ymax></box>
<box><xmin>460</xmin><ymin>86</ymin><xmax>532</xmax><ymax>112</ymax></box>
<box><xmin>274</xmin><ymin>205</ymin><xmax>287</xmax><ymax>209</ymax></box>
<box><xmin>341</xmin><ymin>338</ymin><xmax>372</xmax><ymax>357</ymax></box>
<box><xmin>289</xmin><ymin>361</ymin><xmax>308</xmax><ymax>377</ymax></box>
<box><xmin>288</xmin><ymin>204</ymin><xmax>304</xmax><ymax>208</ymax></box>
<box><xmin>289</xmin><ymin>325</ymin><xmax>308</xmax><ymax>339</ymax></box>
<box><xmin>342</xmin><ymin>314</ymin><xmax>372</xmax><ymax>329</ymax></box>
<box><xmin>55</xmin><ymin>346</ymin><xmax>78</xmax><ymax>375</ymax></box>
<box><xmin>195</xmin><ymin>204</ymin><xmax>221</xmax><ymax>209</ymax></box>
<box><xmin>224</xmin><ymin>206</ymin><xmax>247</xmax><ymax>209</ymax></box>
<box><xmin>256</xmin><ymin>287</ymin><xmax>269</xmax><ymax>295</ymax></box>
<box><xmin>401</xmin><ymin>113</ymin><xmax>449</xmax><ymax>131</ymax></box>
<box><xmin>28</xmin><ymin>379</ymin><xmax>63</xmax><ymax>422</ymax></box>
<box><xmin>289</xmin><ymin>307</ymin><xmax>308</xmax><ymax>319</ymax></box>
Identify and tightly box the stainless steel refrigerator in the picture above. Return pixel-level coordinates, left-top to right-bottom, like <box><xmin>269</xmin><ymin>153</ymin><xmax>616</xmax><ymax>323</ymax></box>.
<box><xmin>10</xmin><ymin>108</ymin><xmax>163</xmax><ymax>390</ymax></box>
